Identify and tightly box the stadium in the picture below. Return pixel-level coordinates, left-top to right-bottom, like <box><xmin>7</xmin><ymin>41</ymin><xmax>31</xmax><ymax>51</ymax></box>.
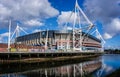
<box><xmin>15</xmin><ymin>30</ymin><xmax>101</xmax><ymax>52</ymax></box>
<box><xmin>0</xmin><ymin>0</ymin><xmax>104</xmax><ymax>52</ymax></box>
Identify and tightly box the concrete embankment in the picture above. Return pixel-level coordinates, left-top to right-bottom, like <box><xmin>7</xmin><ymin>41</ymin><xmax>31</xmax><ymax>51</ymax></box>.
<box><xmin>0</xmin><ymin>55</ymin><xmax>102</xmax><ymax>76</ymax></box>
<box><xmin>0</xmin><ymin>52</ymin><xmax>102</xmax><ymax>64</ymax></box>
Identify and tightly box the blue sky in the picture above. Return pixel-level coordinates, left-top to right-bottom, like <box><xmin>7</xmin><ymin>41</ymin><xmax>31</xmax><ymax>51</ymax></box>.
<box><xmin>0</xmin><ymin>0</ymin><xmax>120</xmax><ymax>49</ymax></box>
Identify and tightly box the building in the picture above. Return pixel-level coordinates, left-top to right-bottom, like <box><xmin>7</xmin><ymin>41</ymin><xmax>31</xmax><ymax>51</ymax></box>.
<box><xmin>15</xmin><ymin>30</ymin><xmax>101</xmax><ymax>51</ymax></box>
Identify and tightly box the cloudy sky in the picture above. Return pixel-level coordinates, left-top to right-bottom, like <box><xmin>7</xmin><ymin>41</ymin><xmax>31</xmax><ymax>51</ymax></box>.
<box><xmin>0</xmin><ymin>0</ymin><xmax>120</xmax><ymax>48</ymax></box>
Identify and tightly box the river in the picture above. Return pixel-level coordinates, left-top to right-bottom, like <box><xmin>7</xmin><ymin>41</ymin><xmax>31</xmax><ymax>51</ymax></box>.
<box><xmin>0</xmin><ymin>54</ymin><xmax>120</xmax><ymax>77</ymax></box>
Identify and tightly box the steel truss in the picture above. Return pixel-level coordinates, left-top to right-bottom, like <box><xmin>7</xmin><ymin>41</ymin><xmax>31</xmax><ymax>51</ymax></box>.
<box><xmin>65</xmin><ymin>0</ymin><xmax>94</xmax><ymax>51</ymax></box>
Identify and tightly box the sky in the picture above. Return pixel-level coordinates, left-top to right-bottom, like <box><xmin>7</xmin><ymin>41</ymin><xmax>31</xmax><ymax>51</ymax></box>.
<box><xmin>0</xmin><ymin>0</ymin><xmax>120</xmax><ymax>49</ymax></box>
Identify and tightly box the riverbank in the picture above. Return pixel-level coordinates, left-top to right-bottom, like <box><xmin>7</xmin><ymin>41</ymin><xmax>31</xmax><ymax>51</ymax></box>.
<box><xmin>0</xmin><ymin>54</ymin><xmax>101</xmax><ymax>64</ymax></box>
<box><xmin>0</xmin><ymin>54</ymin><xmax>101</xmax><ymax>76</ymax></box>
<box><xmin>105</xmin><ymin>49</ymin><xmax>120</xmax><ymax>54</ymax></box>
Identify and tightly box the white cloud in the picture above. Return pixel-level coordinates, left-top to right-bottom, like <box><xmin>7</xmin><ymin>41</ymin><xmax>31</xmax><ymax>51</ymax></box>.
<box><xmin>33</xmin><ymin>29</ymin><xmax>41</xmax><ymax>33</ymax></box>
<box><xmin>103</xmin><ymin>32</ymin><xmax>112</xmax><ymax>39</ymax></box>
<box><xmin>84</xmin><ymin>0</ymin><xmax>120</xmax><ymax>39</ymax></box>
<box><xmin>0</xmin><ymin>0</ymin><xmax>59</xmax><ymax>27</ymax></box>
<box><xmin>67</xmin><ymin>27</ymin><xmax>72</xmax><ymax>30</ymax></box>
<box><xmin>108</xmin><ymin>18</ymin><xmax>120</xmax><ymax>32</ymax></box>
<box><xmin>0</xmin><ymin>0</ymin><xmax>59</xmax><ymax>43</ymax></box>
<box><xmin>0</xmin><ymin>37</ymin><xmax>2</xmax><ymax>43</ymax></box>
<box><xmin>0</xmin><ymin>4</ymin><xmax>11</xmax><ymax>20</ymax></box>
<box><xmin>0</xmin><ymin>32</ymin><xmax>9</xmax><ymax>43</ymax></box>
<box><xmin>57</xmin><ymin>10</ymin><xmax>91</xmax><ymax>30</ymax></box>
<box><xmin>0</xmin><ymin>32</ymin><xmax>9</xmax><ymax>37</ymax></box>
<box><xmin>84</xmin><ymin>0</ymin><xmax>120</xmax><ymax>22</ymax></box>
<box><xmin>103</xmin><ymin>18</ymin><xmax>120</xmax><ymax>39</ymax></box>
<box><xmin>57</xmin><ymin>11</ymin><xmax>84</xmax><ymax>25</ymax></box>
<box><xmin>57</xmin><ymin>11</ymin><xmax>75</xmax><ymax>25</ymax></box>
<box><xmin>24</xmin><ymin>19</ymin><xmax>44</xmax><ymax>26</ymax></box>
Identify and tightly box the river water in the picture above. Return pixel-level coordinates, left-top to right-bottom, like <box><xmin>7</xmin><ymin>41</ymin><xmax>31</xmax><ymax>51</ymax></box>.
<box><xmin>0</xmin><ymin>54</ymin><xmax>120</xmax><ymax>77</ymax></box>
<box><xmin>95</xmin><ymin>54</ymin><xmax>120</xmax><ymax>77</ymax></box>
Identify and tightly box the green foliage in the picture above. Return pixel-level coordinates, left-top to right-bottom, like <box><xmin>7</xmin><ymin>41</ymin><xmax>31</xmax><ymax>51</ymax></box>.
<box><xmin>104</xmin><ymin>49</ymin><xmax>120</xmax><ymax>54</ymax></box>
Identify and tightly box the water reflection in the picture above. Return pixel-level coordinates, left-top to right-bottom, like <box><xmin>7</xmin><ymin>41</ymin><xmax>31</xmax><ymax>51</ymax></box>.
<box><xmin>0</xmin><ymin>54</ymin><xmax>120</xmax><ymax>77</ymax></box>
<box><xmin>21</xmin><ymin>61</ymin><xmax>101</xmax><ymax>77</ymax></box>
<box><xmin>94</xmin><ymin>54</ymin><xmax>120</xmax><ymax>77</ymax></box>
<box><xmin>0</xmin><ymin>59</ymin><xmax>101</xmax><ymax>77</ymax></box>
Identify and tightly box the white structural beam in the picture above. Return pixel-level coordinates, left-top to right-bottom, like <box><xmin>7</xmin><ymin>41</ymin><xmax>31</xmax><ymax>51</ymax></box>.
<box><xmin>96</xmin><ymin>29</ymin><xmax>105</xmax><ymax>44</ymax></box>
<box><xmin>10</xmin><ymin>26</ymin><xmax>18</xmax><ymax>41</ymax></box>
<box><xmin>8</xmin><ymin>20</ymin><xmax>11</xmax><ymax>52</ymax></box>
<box><xmin>90</xmin><ymin>28</ymin><xmax>105</xmax><ymax>51</ymax></box>
<box><xmin>96</xmin><ymin>29</ymin><xmax>105</xmax><ymax>51</ymax></box>
<box><xmin>10</xmin><ymin>23</ymin><xmax>28</xmax><ymax>44</ymax></box>
<box><xmin>72</xmin><ymin>0</ymin><xmax>94</xmax><ymax>51</ymax></box>
<box><xmin>45</xmin><ymin>30</ymin><xmax>48</xmax><ymax>49</ymax></box>
<box><xmin>16</xmin><ymin>24</ymin><xmax>20</xmax><ymax>38</ymax></box>
<box><xmin>19</xmin><ymin>27</ymin><xmax>28</xmax><ymax>34</ymax></box>
<box><xmin>76</xmin><ymin>0</ymin><xmax>93</xmax><ymax>25</ymax></box>
<box><xmin>72</xmin><ymin>1</ymin><xmax>77</xmax><ymax>50</ymax></box>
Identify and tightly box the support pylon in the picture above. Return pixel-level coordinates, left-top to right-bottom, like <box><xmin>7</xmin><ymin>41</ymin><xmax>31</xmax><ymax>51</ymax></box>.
<box><xmin>71</xmin><ymin>0</ymin><xmax>94</xmax><ymax>51</ymax></box>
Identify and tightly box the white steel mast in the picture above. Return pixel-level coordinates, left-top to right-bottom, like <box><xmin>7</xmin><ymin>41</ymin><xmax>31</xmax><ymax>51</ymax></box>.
<box><xmin>8</xmin><ymin>20</ymin><xmax>11</xmax><ymax>52</ymax></box>
<box><xmin>45</xmin><ymin>30</ymin><xmax>48</xmax><ymax>50</ymax></box>
<box><xmin>72</xmin><ymin>0</ymin><xmax>94</xmax><ymax>51</ymax></box>
<box><xmin>16</xmin><ymin>24</ymin><xmax>20</xmax><ymax>38</ymax></box>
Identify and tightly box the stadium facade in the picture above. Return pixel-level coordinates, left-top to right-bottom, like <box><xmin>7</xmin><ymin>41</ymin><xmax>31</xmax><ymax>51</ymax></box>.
<box><xmin>15</xmin><ymin>30</ymin><xmax>101</xmax><ymax>51</ymax></box>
